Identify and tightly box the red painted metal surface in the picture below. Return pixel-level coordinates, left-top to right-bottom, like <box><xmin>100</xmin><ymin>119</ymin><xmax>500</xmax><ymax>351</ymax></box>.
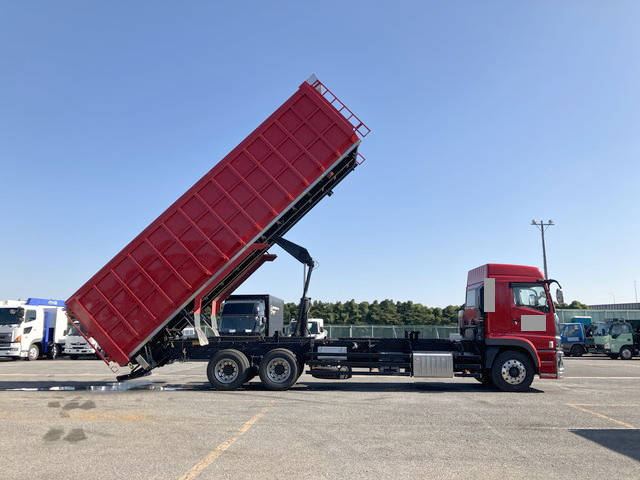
<box><xmin>66</xmin><ymin>78</ymin><xmax>367</xmax><ymax>366</ymax></box>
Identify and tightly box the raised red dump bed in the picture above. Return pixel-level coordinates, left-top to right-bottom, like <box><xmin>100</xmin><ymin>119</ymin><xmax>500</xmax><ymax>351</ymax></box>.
<box><xmin>66</xmin><ymin>77</ymin><xmax>369</xmax><ymax>367</ymax></box>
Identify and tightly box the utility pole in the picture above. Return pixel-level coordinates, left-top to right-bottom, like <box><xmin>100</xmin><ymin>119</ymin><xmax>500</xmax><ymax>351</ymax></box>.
<box><xmin>531</xmin><ymin>219</ymin><xmax>554</xmax><ymax>279</ymax></box>
<box><xmin>634</xmin><ymin>280</ymin><xmax>638</xmax><ymax>303</ymax></box>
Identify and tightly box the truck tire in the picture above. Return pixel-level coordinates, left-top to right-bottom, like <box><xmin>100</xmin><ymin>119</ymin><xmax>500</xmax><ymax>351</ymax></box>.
<box><xmin>569</xmin><ymin>345</ymin><xmax>584</xmax><ymax>357</ymax></box>
<box><xmin>259</xmin><ymin>349</ymin><xmax>299</xmax><ymax>391</ymax></box>
<box><xmin>49</xmin><ymin>344</ymin><xmax>60</xmax><ymax>360</ymax></box>
<box><xmin>207</xmin><ymin>349</ymin><xmax>250</xmax><ymax>390</ymax></box>
<box><xmin>27</xmin><ymin>344</ymin><xmax>40</xmax><ymax>361</ymax></box>
<box><xmin>620</xmin><ymin>346</ymin><xmax>633</xmax><ymax>360</ymax></box>
<box><xmin>491</xmin><ymin>350</ymin><xmax>534</xmax><ymax>392</ymax></box>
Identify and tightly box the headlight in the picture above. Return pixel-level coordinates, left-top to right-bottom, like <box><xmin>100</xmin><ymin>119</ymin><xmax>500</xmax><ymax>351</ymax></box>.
<box><xmin>604</xmin><ymin>342</ymin><xmax>610</xmax><ymax>349</ymax></box>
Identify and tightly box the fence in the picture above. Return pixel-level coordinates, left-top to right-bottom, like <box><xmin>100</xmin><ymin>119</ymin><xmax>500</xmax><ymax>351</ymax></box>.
<box><xmin>326</xmin><ymin>324</ymin><xmax>458</xmax><ymax>339</ymax></box>
<box><xmin>556</xmin><ymin>309</ymin><xmax>640</xmax><ymax>323</ymax></box>
<box><xmin>325</xmin><ymin>310</ymin><xmax>640</xmax><ymax>339</ymax></box>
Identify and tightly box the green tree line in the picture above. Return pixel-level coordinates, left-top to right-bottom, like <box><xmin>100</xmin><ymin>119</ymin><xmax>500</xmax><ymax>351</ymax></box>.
<box><xmin>282</xmin><ymin>298</ymin><xmax>590</xmax><ymax>325</ymax></box>
<box><xmin>284</xmin><ymin>300</ymin><xmax>462</xmax><ymax>326</ymax></box>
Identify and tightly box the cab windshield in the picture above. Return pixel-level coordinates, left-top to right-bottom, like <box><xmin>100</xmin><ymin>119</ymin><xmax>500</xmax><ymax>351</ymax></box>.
<box><xmin>0</xmin><ymin>308</ymin><xmax>22</xmax><ymax>326</ymax></box>
<box><xmin>219</xmin><ymin>317</ymin><xmax>257</xmax><ymax>333</ymax></box>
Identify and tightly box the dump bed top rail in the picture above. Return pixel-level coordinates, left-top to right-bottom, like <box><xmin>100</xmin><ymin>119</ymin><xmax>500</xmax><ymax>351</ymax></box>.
<box><xmin>66</xmin><ymin>77</ymin><xmax>369</xmax><ymax>367</ymax></box>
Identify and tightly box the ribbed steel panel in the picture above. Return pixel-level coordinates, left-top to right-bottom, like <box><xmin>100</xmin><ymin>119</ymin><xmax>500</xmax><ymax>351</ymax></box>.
<box><xmin>66</xmin><ymin>78</ymin><xmax>366</xmax><ymax>366</ymax></box>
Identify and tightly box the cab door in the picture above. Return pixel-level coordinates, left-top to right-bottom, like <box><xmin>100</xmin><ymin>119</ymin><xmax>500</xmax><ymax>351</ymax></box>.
<box><xmin>20</xmin><ymin>309</ymin><xmax>40</xmax><ymax>352</ymax></box>
<box><xmin>509</xmin><ymin>283</ymin><xmax>554</xmax><ymax>350</ymax></box>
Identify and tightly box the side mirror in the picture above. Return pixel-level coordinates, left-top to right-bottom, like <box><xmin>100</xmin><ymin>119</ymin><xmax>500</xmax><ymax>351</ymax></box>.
<box><xmin>555</xmin><ymin>288</ymin><xmax>564</xmax><ymax>304</ymax></box>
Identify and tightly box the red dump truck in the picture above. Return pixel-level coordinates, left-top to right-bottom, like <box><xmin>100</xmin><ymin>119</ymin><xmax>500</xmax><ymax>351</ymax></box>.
<box><xmin>67</xmin><ymin>76</ymin><xmax>564</xmax><ymax>392</ymax></box>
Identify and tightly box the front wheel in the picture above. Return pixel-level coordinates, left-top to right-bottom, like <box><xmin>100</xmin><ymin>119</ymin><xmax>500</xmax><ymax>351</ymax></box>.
<box><xmin>491</xmin><ymin>350</ymin><xmax>535</xmax><ymax>392</ymax></box>
<box><xmin>27</xmin><ymin>344</ymin><xmax>40</xmax><ymax>361</ymax></box>
<box><xmin>259</xmin><ymin>349</ymin><xmax>299</xmax><ymax>391</ymax></box>
<box><xmin>620</xmin><ymin>346</ymin><xmax>634</xmax><ymax>360</ymax></box>
<box><xmin>569</xmin><ymin>345</ymin><xmax>584</xmax><ymax>357</ymax></box>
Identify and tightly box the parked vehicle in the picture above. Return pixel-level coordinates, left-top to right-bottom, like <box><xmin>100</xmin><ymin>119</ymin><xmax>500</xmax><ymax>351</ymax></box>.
<box><xmin>0</xmin><ymin>298</ymin><xmax>68</xmax><ymax>360</ymax></box>
<box><xmin>63</xmin><ymin>321</ymin><xmax>100</xmax><ymax>359</ymax></box>
<box><xmin>65</xmin><ymin>77</ymin><xmax>563</xmax><ymax>392</ymax></box>
<box><xmin>287</xmin><ymin>318</ymin><xmax>328</xmax><ymax>339</ymax></box>
<box><xmin>592</xmin><ymin>321</ymin><xmax>640</xmax><ymax>359</ymax></box>
<box><xmin>560</xmin><ymin>322</ymin><xmax>588</xmax><ymax>357</ymax></box>
<box><xmin>218</xmin><ymin>295</ymin><xmax>284</xmax><ymax>336</ymax></box>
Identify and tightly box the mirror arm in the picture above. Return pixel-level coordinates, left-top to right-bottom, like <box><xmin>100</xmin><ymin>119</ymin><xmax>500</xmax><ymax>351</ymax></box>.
<box><xmin>542</xmin><ymin>279</ymin><xmax>562</xmax><ymax>289</ymax></box>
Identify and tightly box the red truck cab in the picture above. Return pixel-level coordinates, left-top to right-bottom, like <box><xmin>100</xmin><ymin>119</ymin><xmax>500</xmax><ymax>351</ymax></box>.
<box><xmin>462</xmin><ymin>264</ymin><xmax>564</xmax><ymax>388</ymax></box>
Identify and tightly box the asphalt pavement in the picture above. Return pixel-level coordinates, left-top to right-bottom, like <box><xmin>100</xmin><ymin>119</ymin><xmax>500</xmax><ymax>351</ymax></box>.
<box><xmin>0</xmin><ymin>356</ymin><xmax>638</xmax><ymax>480</ymax></box>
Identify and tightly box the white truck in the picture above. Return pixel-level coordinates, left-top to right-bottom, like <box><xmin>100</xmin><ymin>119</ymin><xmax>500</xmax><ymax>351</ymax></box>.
<box><xmin>63</xmin><ymin>321</ymin><xmax>100</xmax><ymax>359</ymax></box>
<box><xmin>0</xmin><ymin>298</ymin><xmax>68</xmax><ymax>360</ymax></box>
<box><xmin>287</xmin><ymin>318</ymin><xmax>328</xmax><ymax>340</ymax></box>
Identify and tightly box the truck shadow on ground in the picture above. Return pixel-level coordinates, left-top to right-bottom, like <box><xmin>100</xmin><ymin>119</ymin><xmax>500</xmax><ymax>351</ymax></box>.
<box><xmin>0</xmin><ymin>379</ymin><xmax>544</xmax><ymax>393</ymax></box>
<box><xmin>570</xmin><ymin>429</ymin><xmax>640</xmax><ymax>462</ymax></box>
<box><xmin>249</xmin><ymin>381</ymin><xmax>545</xmax><ymax>394</ymax></box>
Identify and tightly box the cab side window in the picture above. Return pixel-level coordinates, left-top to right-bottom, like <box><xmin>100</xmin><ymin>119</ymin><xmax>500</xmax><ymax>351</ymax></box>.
<box><xmin>511</xmin><ymin>284</ymin><xmax>549</xmax><ymax>313</ymax></box>
<box><xmin>25</xmin><ymin>310</ymin><xmax>37</xmax><ymax>322</ymax></box>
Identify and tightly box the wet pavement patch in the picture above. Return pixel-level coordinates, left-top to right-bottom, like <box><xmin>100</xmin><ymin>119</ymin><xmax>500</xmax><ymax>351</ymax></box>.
<box><xmin>43</xmin><ymin>428</ymin><xmax>64</xmax><ymax>442</ymax></box>
<box><xmin>63</xmin><ymin>428</ymin><xmax>87</xmax><ymax>442</ymax></box>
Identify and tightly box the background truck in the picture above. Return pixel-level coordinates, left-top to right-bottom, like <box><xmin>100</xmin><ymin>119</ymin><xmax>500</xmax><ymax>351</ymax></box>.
<box><xmin>66</xmin><ymin>77</ymin><xmax>563</xmax><ymax>392</ymax></box>
<box><xmin>218</xmin><ymin>294</ymin><xmax>284</xmax><ymax>336</ymax></box>
<box><xmin>0</xmin><ymin>298</ymin><xmax>68</xmax><ymax>360</ymax></box>
<box><xmin>287</xmin><ymin>318</ymin><xmax>327</xmax><ymax>339</ymax></box>
<box><xmin>592</xmin><ymin>320</ymin><xmax>640</xmax><ymax>360</ymax></box>
<box><xmin>63</xmin><ymin>321</ymin><xmax>100</xmax><ymax>359</ymax></box>
<box><xmin>560</xmin><ymin>322</ymin><xmax>588</xmax><ymax>357</ymax></box>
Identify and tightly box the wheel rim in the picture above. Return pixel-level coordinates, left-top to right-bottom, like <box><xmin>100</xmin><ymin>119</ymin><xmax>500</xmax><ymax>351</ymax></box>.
<box><xmin>501</xmin><ymin>359</ymin><xmax>526</xmax><ymax>385</ymax></box>
<box><xmin>214</xmin><ymin>359</ymin><xmax>239</xmax><ymax>384</ymax></box>
<box><xmin>622</xmin><ymin>349</ymin><xmax>632</xmax><ymax>360</ymax></box>
<box><xmin>266</xmin><ymin>358</ymin><xmax>291</xmax><ymax>383</ymax></box>
<box><xmin>28</xmin><ymin>347</ymin><xmax>38</xmax><ymax>360</ymax></box>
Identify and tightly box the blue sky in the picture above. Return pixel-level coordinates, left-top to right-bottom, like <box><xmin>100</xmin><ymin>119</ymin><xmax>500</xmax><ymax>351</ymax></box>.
<box><xmin>1</xmin><ymin>2</ymin><xmax>638</xmax><ymax>306</ymax></box>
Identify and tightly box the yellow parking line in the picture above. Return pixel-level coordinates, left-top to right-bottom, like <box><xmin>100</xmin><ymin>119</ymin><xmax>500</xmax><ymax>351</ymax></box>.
<box><xmin>178</xmin><ymin>400</ymin><xmax>275</xmax><ymax>480</ymax></box>
<box><xmin>567</xmin><ymin>404</ymin><xmax>636</xmax><ymax>429</ymax></box>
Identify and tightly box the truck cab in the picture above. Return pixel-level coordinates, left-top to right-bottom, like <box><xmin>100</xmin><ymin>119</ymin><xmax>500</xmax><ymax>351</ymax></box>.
<box><xmin>461</xmin><ymin>264</ymin><xmax>564</xmax><ymax>386</ymax></box>
<box><xmin>63</xmin><ymin>321</ymin><xmax>100</xmax><ymax>359</ymax></box>
<box><xmin>592</xmin><ymin>321</ymin><xmax>639</xmax><ymax>360</ymax></box>
<box><xmin>287</xmin><ymin>318</ymin><xmax>328</xmax><ymax>339</ymax></box>
<box><xmin>218</xmin><ymin>295</ymin><xmax>284</xmax><ymax>336</ymax></box>
<box><xmin>0</xmin><ymin>298</ymin><xmax>68</xmax><ymax>360</ymax></box>
<box><xmin>560</xmin><ymin>322</ymin><xmax>588</xmax><ymax>357</ymax></box>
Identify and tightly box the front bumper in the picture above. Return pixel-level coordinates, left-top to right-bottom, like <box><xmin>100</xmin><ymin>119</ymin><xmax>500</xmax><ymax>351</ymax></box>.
<box><xmin>556</xmin><ymin>351</ymin><xmax>565</xmax><ymax>378</ymax></box>
<box><xmin>64</xmin><ymin>346</ymin><xmax>95</xmax><ymax>355</ymax></box>
<box><xmin>0</xmin><ymin>343</ymin><xmax>22</xmax><ymax>357</ymax></box>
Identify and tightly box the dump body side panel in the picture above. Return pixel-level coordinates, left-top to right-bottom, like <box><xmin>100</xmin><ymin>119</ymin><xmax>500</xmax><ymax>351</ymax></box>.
<box><xmin>66</xmin><ymin>80</ymin><xmax>362</xmax><ymax>366</ymax></box>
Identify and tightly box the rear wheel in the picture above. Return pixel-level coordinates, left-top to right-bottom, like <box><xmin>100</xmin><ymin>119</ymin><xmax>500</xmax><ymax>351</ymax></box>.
<box><xmin>491</xmin><ymin>350</ymin><xmax>534</xmax><ymax>392</ymax></box>
<box><xmin>569</xmin><ymin>345</ymin><xmax>584</xmax><ymax>357</ymax></box>
<box><xmin>620</xmin><ymin>346</ymin><xmax>633</xmax><ymax>360</ymax></box>
<box><xmin>27</xmin><ymin>344</ymin><xmax>40</xmax><ymax>361</ymax></box>
<box><xmin>207</xmin><ymin>349</ymin><xmax>250</xmax><ymax>390</ymax></box>
<box><xmin>259</xmin><ymin>349</ymin><xmax>299</xmax><ymax>391</ymax></box>
<box><xmin>49</xmin><ymin>344</ymin><xmax>60</xmax><ymax>360</ymax></box>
